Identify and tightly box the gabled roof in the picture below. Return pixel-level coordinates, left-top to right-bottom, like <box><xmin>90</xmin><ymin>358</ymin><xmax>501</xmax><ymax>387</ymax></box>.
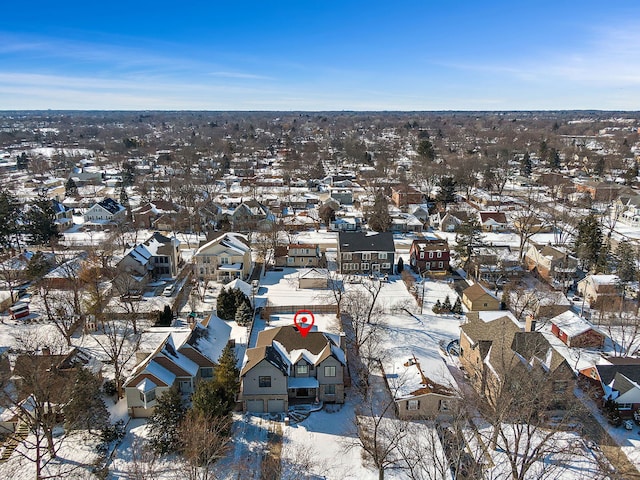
<box><xmin>241</xmin><ymin>326</ymin><xmax>345</xmax><ymax>377</ymax></box>
<box><xmin>195</xmin><ymin>232</ymin><xmax>250</xmax><ymax>256</ymax></box>
<box><xmin>462</xmin><ymin>283</ymin><xmax>497</xmax><ymax>302</ymax></box>
<box><xmin>338</xmin><ymin>231</ymin><xmax>394</xmax><ymax>253</ymax></box>
<box><xmin>479</xmin><ymin>211</ymin><xmax>507</xmax><ymax>224</ymax></box>
<box><xmin>96</xmin><ymin>197</ymin><xmax>125</xmax><ymax>215</ymax></box>
<box><xmin>550</xmin><ymin>311</ymin><xmax>604</xmax><ymax>338</ymax></box>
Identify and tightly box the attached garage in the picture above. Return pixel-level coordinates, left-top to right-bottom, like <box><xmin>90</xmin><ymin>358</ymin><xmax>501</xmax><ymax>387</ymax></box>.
<box><xmin>267</xmin><ymin>399</ymin><xmax>285</xmax><ymax>413</ymax></box>
<box><xmin>245</xmin><ymin>399</ymin><xmax>264</xmax><ymax>413</ymax></box>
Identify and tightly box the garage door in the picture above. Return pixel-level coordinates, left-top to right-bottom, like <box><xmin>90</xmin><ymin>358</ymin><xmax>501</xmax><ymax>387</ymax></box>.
<box><xmin>267</xmin><ymin>399</ymin><xmax>285</xmax><ymax>413</ymax></box>
<box><xmin>245</xmin><ymin>399</ymin><xmax>264</xmax><ymax>413</ymax></box>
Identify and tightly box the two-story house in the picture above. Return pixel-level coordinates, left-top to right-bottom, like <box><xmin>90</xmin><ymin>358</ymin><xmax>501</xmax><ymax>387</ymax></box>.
<box><xmin>337</xmin><ymin>231</ymin><xmax>395</xmax><ymax>275</ymax></box>
<box><xmin>117</xmin><ymin>232</ymin><xmax>182</xmax><ymax>284</ymax></box>
<box><xmin>524</xmin><ymin>244</ymin><xmax>578</xmax><ymax>291</ymax></box>
<box><xmin>391</xmin><ymin>185</ymin><xmax>424</xmax><ymax>208</ymax></box>
<box><xmin>83</xmin><ymin>197</ymin><xmax>126</xmax><ymax>223</ymax></box>
<box><xmin>285</xmin><ymin>244</ymin><xmax>322</xmax><ymax>268</ymax></box>
<box><xmin>240</xmin><ymin>325</ymin><xmax>346</xmax><ymax>413</ymax></box>
<box><xmin>124</xmin><ymin>314</ymin><xmax>232</xmax><ymax>418</ymax></box>
<box><xmin>194</xmin><ymin>232</ymin><xmax>251</xmax><ymax>282</ymax></box>
<box><xmin>460</xmin><ymin>312</ymin><xmax>574</xmax><ymax>410</ymax></box>
<box><xmin>577</xmin><ymin>274</ymin><xmax>620</xmax><ymax>306</ymax></box>
<box><xmin>409</xmin><ymin>237</ymin><xmax>450</xmax><ymax>274</ymax></box>
<box><xmin>231</xmin><ymin>200</ymin><xmax>275</xmax><ymax>232</ymax></box>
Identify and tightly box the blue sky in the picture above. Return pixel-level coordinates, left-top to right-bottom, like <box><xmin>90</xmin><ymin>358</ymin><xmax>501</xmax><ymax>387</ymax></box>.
<box><xmin>1</xmin><ymin>1</ymin><xmax>640</xmax><ymax>110</ymax></box>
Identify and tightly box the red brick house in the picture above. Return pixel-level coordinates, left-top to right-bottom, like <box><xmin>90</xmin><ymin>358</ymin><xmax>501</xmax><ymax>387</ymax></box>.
<box><xmin>391</xmin><ymin>185</ymin><xmax>424</xmax><ymax>208</ymax></box>
<box><xmin>409</xmin><ymin>237</ymin><xmax>450</xmax><ymax>274</ymax></box>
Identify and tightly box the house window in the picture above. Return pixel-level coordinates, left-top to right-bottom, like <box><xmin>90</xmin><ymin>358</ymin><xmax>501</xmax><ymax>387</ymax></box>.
<box><xmin>437</xmin><ymin>251</ymin><xmax>442</xmax><ymax>258</ymax></box>
<box><xmin>440</xmin><ymin>399</ymin><xmax>451</xmax><ymax>411</ymax></box>
<box><xmin>296</xmin><ymin>364</ymin><xmax>308</xmax><ymax>375</ymax></box>
<box><xmin>361</xmin><ymin>263</ymin><xmax>370</xmax><ymax>270</ymax></box>
<box><xmin>382</xmin><ymin>263</ymin><xmax>390</xmax><ymax>270</ymax></box>
<box><xmin>287</xmin><ymin>257</ymin><xmax>294</xmax><ymax>263</ymax></box>
<box><xmin>203</xmin><ymin>257</ymin><xmax>210</xmax><ymax>264</ymax></box>
<box><xmin>378</xmin><ymin>252</ymin><xmax>387</xmax><ymax>260</ymax></box>
<box><xmin>342</xmin><ymin>253</ymin><xmax>352</xmax><ymax>260</ymax></box>
<box><xmin>259</xmin><ymin>376</ymin><xmax>271</xmax><ymax>388</ymax></box>
<box><xmin>553</xmin><ymin>380</ymin><xmax>568</xmax><ymax>394</ymax></box>
<box><xmin>420</xmin><ymin>252</ymin><xmax>424</xmax><ymax>259</ymax></box>
<box><xmin>407</xmin><ymin>399</ymin><xmax>420</xmax><ymax>411</ymax></box>
<box><xmin>221</xmin><ymin>257</ymin><xmax>229</xmax><ymax>265</ymax></box>
<box><xmin>325</xmin><ymin>384</ymin><xmax>336</xmax><ymax>395</ymax></box>
<box><xmin>438</xmin><ymin>262</ymin><xmax>443</xmax><ymax>269</ymax></box>
<box><xmin>429</xmin><ymin>252</ymin><xmax>434</xmax><ymax>259</ymax></box>
<box><xmin>139</xmin><ymin>389</ymin><xmax>156</xmax><ymax>404</ymax></box>
<box><xmin>201</xmin><ymin>367</ymin><xmax>214</xmax><ymax>378</ymax></box>
<box><xmin>324</xmin><ymin>366</ymin><xmax>336</xmax><ymax>377</ymax></box>
<box><xmin>618</xmin><ymin>403</ymin><xmax>633</xmax><ymax>410</ymax></box>
<box><xmin>483</xmin><ymin>303</ymin><xmax>488</xmax><ymax>307</ymax></box>
<box><xmin>362</xmin><ymin>253</ymin><xmax>371</xmax><ymax>261</ymax></box>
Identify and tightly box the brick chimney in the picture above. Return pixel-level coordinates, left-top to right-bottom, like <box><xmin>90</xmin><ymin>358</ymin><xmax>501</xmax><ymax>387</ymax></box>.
<box><xmin>525</xmin><ymin>314</ymin><xmax>537</xmax><ymax>332</ymax></box>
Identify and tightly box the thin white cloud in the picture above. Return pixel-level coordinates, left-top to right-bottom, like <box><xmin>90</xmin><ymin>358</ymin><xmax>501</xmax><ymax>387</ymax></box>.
<box><xmin>208</xmin><ymin>71</ymin><xmax>274</xmax><ymax>81</ymax></box>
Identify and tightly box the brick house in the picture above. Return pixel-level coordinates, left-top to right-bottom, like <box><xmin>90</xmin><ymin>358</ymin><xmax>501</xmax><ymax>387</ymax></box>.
<box><xmin>337</xmin><ymin>231</ymin><xmax>395</xmax><ymax>275</ymax></box>
<box><xmin>409</xmin><ymin>237</ymin><xmax>450</xmax><ymax>274</ymax></box>
<box><xmin>460</xmin><ymin>312</ymin><xmax>574</xmax><ymax>409</ymax></box>
<box><xmin>391</xmin><ymin>185</ymin><xmax>424</xmax><ymax>208</ymax></box>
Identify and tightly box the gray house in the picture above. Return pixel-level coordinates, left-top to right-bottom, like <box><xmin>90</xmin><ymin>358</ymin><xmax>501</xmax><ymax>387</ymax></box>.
<box><xmin>240</xmin><ymin>326</ymin><xmax>346</xmax><ymax>413</ymax></box>
<box><xmin>337</xmin><ymin>231</ymin><xmax>395</xmax><ymax>275</ymax></box>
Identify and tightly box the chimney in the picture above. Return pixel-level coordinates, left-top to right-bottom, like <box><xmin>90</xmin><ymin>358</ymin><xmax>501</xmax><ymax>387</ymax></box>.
<box><xmin>339</xmin><ymin>331</ymin><xmax>346</xmax><ymax>352</ymax></box>
<box><xmin>42</xmin><ymin>346</ymin><xmax>51</xmax><ymax>356</ymax></box>
<box><xmin>525</xmin><ymin>314</ymin><xmax>536</xmax><ymax>332</ymax></box>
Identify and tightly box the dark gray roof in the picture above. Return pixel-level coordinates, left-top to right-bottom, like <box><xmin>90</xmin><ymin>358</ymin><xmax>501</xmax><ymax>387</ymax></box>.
<box><xmin>338</xmin><ymin>231</ymin><xmax>395</xmax><ymax>253</ymax></box>
<box><xmin>98</xmin><ymin>197</ymin><xmax>123</xmax><ymax>214</ymax></box>
<box><xmin>596</xmin><ymin>364</ymin><xmax>640</xmax><ymax>387</ymax></box>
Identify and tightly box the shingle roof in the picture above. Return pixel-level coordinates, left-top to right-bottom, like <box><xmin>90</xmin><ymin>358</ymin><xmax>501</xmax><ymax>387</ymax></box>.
<box><xmin>338</xmin><ymin>231</ymin><xmax>394</xmax><ymax>253</ymax></box>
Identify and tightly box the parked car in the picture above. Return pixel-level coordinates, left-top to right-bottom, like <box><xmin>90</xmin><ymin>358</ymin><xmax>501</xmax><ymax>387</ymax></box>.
<box><xmin>163</xmin><ymin>284</ymin><xmax>174</xmax><ymax>297</ymax></box>
<box><xmin>624</xmin><ymin>420</ymin><xmax>634</xmax><ymax>430</ymax></box>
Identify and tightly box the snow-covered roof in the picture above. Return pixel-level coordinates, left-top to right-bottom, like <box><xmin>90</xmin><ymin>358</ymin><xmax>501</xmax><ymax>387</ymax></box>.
<box><xmin>551</xmin><ymin>310</ymin><xmax>602</xmax><ymax>338</ymax></box>
<box><xmin>288</xmin><ymin>377</ymin><xmax>319</xmax><ymax>389</ymax></box>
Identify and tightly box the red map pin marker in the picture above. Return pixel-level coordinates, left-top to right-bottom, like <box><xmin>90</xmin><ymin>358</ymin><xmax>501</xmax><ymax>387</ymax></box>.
<box><xmin>293</xmin><ymin>310</ymin><xmax>315</xmax><ymax>338</ymax></box>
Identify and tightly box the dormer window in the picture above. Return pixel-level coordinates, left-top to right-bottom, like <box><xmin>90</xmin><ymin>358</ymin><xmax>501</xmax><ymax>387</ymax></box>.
<box><xmin>221</xmin><ymin>257</ymin><xmax>229</xmax><ymax>265</ymax></box>
<box><xmin>296</xmin><ymin>364</ymin><xmax>308</xmax><ymax>375</ymax></box>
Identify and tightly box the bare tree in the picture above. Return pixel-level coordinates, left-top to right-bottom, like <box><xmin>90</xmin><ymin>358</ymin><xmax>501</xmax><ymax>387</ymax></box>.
<box><xmin>0</xmin><ymin>332</ymin><xmax>93</xmax><ymax>480</ymax></box>
<box><xmin>93</xmin><ymin>314</ymin><xmax>140</xmax><ymax>398</ymax></box>
<box><xmin>512</xmin><ymin>188</ymin><xmax>550</xmax><ymax>261</ymax></box>
<box><xmin>39</xmin><ymin>286</ymin><xmax>82</xmax><ymax>346</ymax></box>
<box><xmin>179</xmin><ymin>412</ymin><xmax>232</xmax><ymax>480</ymax></box>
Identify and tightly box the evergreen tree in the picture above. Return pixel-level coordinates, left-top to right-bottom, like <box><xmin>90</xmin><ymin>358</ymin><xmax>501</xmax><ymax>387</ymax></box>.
<box><xmin>417</xmin><ymin>139</ymin><xmax>435</xmax><ymax>162</ymax></box>
<box><xmin>234</xmin><ymin>301</ymin><xmax>253</xmax><ymax>326</ymax></box>
<box><xmin>16</xmin><ymin>152</ymin><xmax>29</xmax><ymax>170</ymax></box>
<box><xmin>25</xmin><ymin>191</ymin><xmax>60</xmax><ymax>249</ymax></box>
<box><xmin>454</xmin><ymin>217</ymin><xmax>484</xmax><ymax>267</ymax></box>
<box><xmin>215</xmin><ymin>344</ymin><xmax>240</xmax><ymax>394</ymax></box>
<box><xmin>366</xmin><ymin>191</ymin><xmax>391</xmax><ymax>232</ymax></box>
<box><xmin>521</xmin><ymin>152</ymin><xmax>532</xmax><ymax>176</ymax></box>
<box><xmin>593</xmin><ymin>157</ymin><xmax>606</xmax><ymax>176</ymax></box>
<box><xmin>452</xmin><ymin>296</ymin><xmax>463</xmax><ymax>314</ymax></box>
<box><xmin>574</xmin><ymin>213</ymin><xmax>603</xmax><ymax>271</ymax></box>
<box><xmin>216</xmin><ymin>288</ymin><xmax>236</xmax><ymax>321</ymax></box>
<box><xmin>397</xmin><ymin>257</ymin><xmax>404</xmax><ymax>274</ymax></box>
<box><xmin>155</xmin><ymin>305</ymin><xmax>173</xmax><ymax>326</ymax></box>
<box><xmin>596</xmin><ymin>239</ymin><xmax>612</xmax><ymax>274</ymax></box>
<box><xmin>148</xmin><ymin>386</ymin><xmax>186</xmax><ymax>454</ymax></box>
<box><xmin>191</xmin><ymin>378</ymin><xmax>235</xmax><ymax>421</ymax></box>
<box><xmin>615</xmin><ymin>240</ymin><xmax>637</xmax><ymax>283</ymax></box>
<box><xmin>65</xmin><ymin>177</ymin><xmax>78</xmax><ymax>197</ymax></box>
<box><xmin>121</xmin><ymin>162</ymin><xmax>136</xmax><ymax>188</ymax></box>
<box><xmin>548</xmin><ymin>148</ymin><xmax>561</xmax><ymax>169</ymax></box>
<box><xmin>64</xmin><ymin>368</ymin><xmax>109</xmax><ymax>434</ymax></box>
<box><xmin>0</xmin><ymin>189</ymin><xmax>22</xmax><ymax>250</ymax></box>
<box><xmin>443</xmin><ymin>295</ymin><xmax>452</xmax><ymax>312</ymax></box>
<box><xmin>432</xmin><ymin>299</ymin><xmax>442</xmax><ymax>314</ymax></box>
<box><xmin>435</xmin><ymin>176</ymin><xmax>457</xmax><ymax>206</ymax></box>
